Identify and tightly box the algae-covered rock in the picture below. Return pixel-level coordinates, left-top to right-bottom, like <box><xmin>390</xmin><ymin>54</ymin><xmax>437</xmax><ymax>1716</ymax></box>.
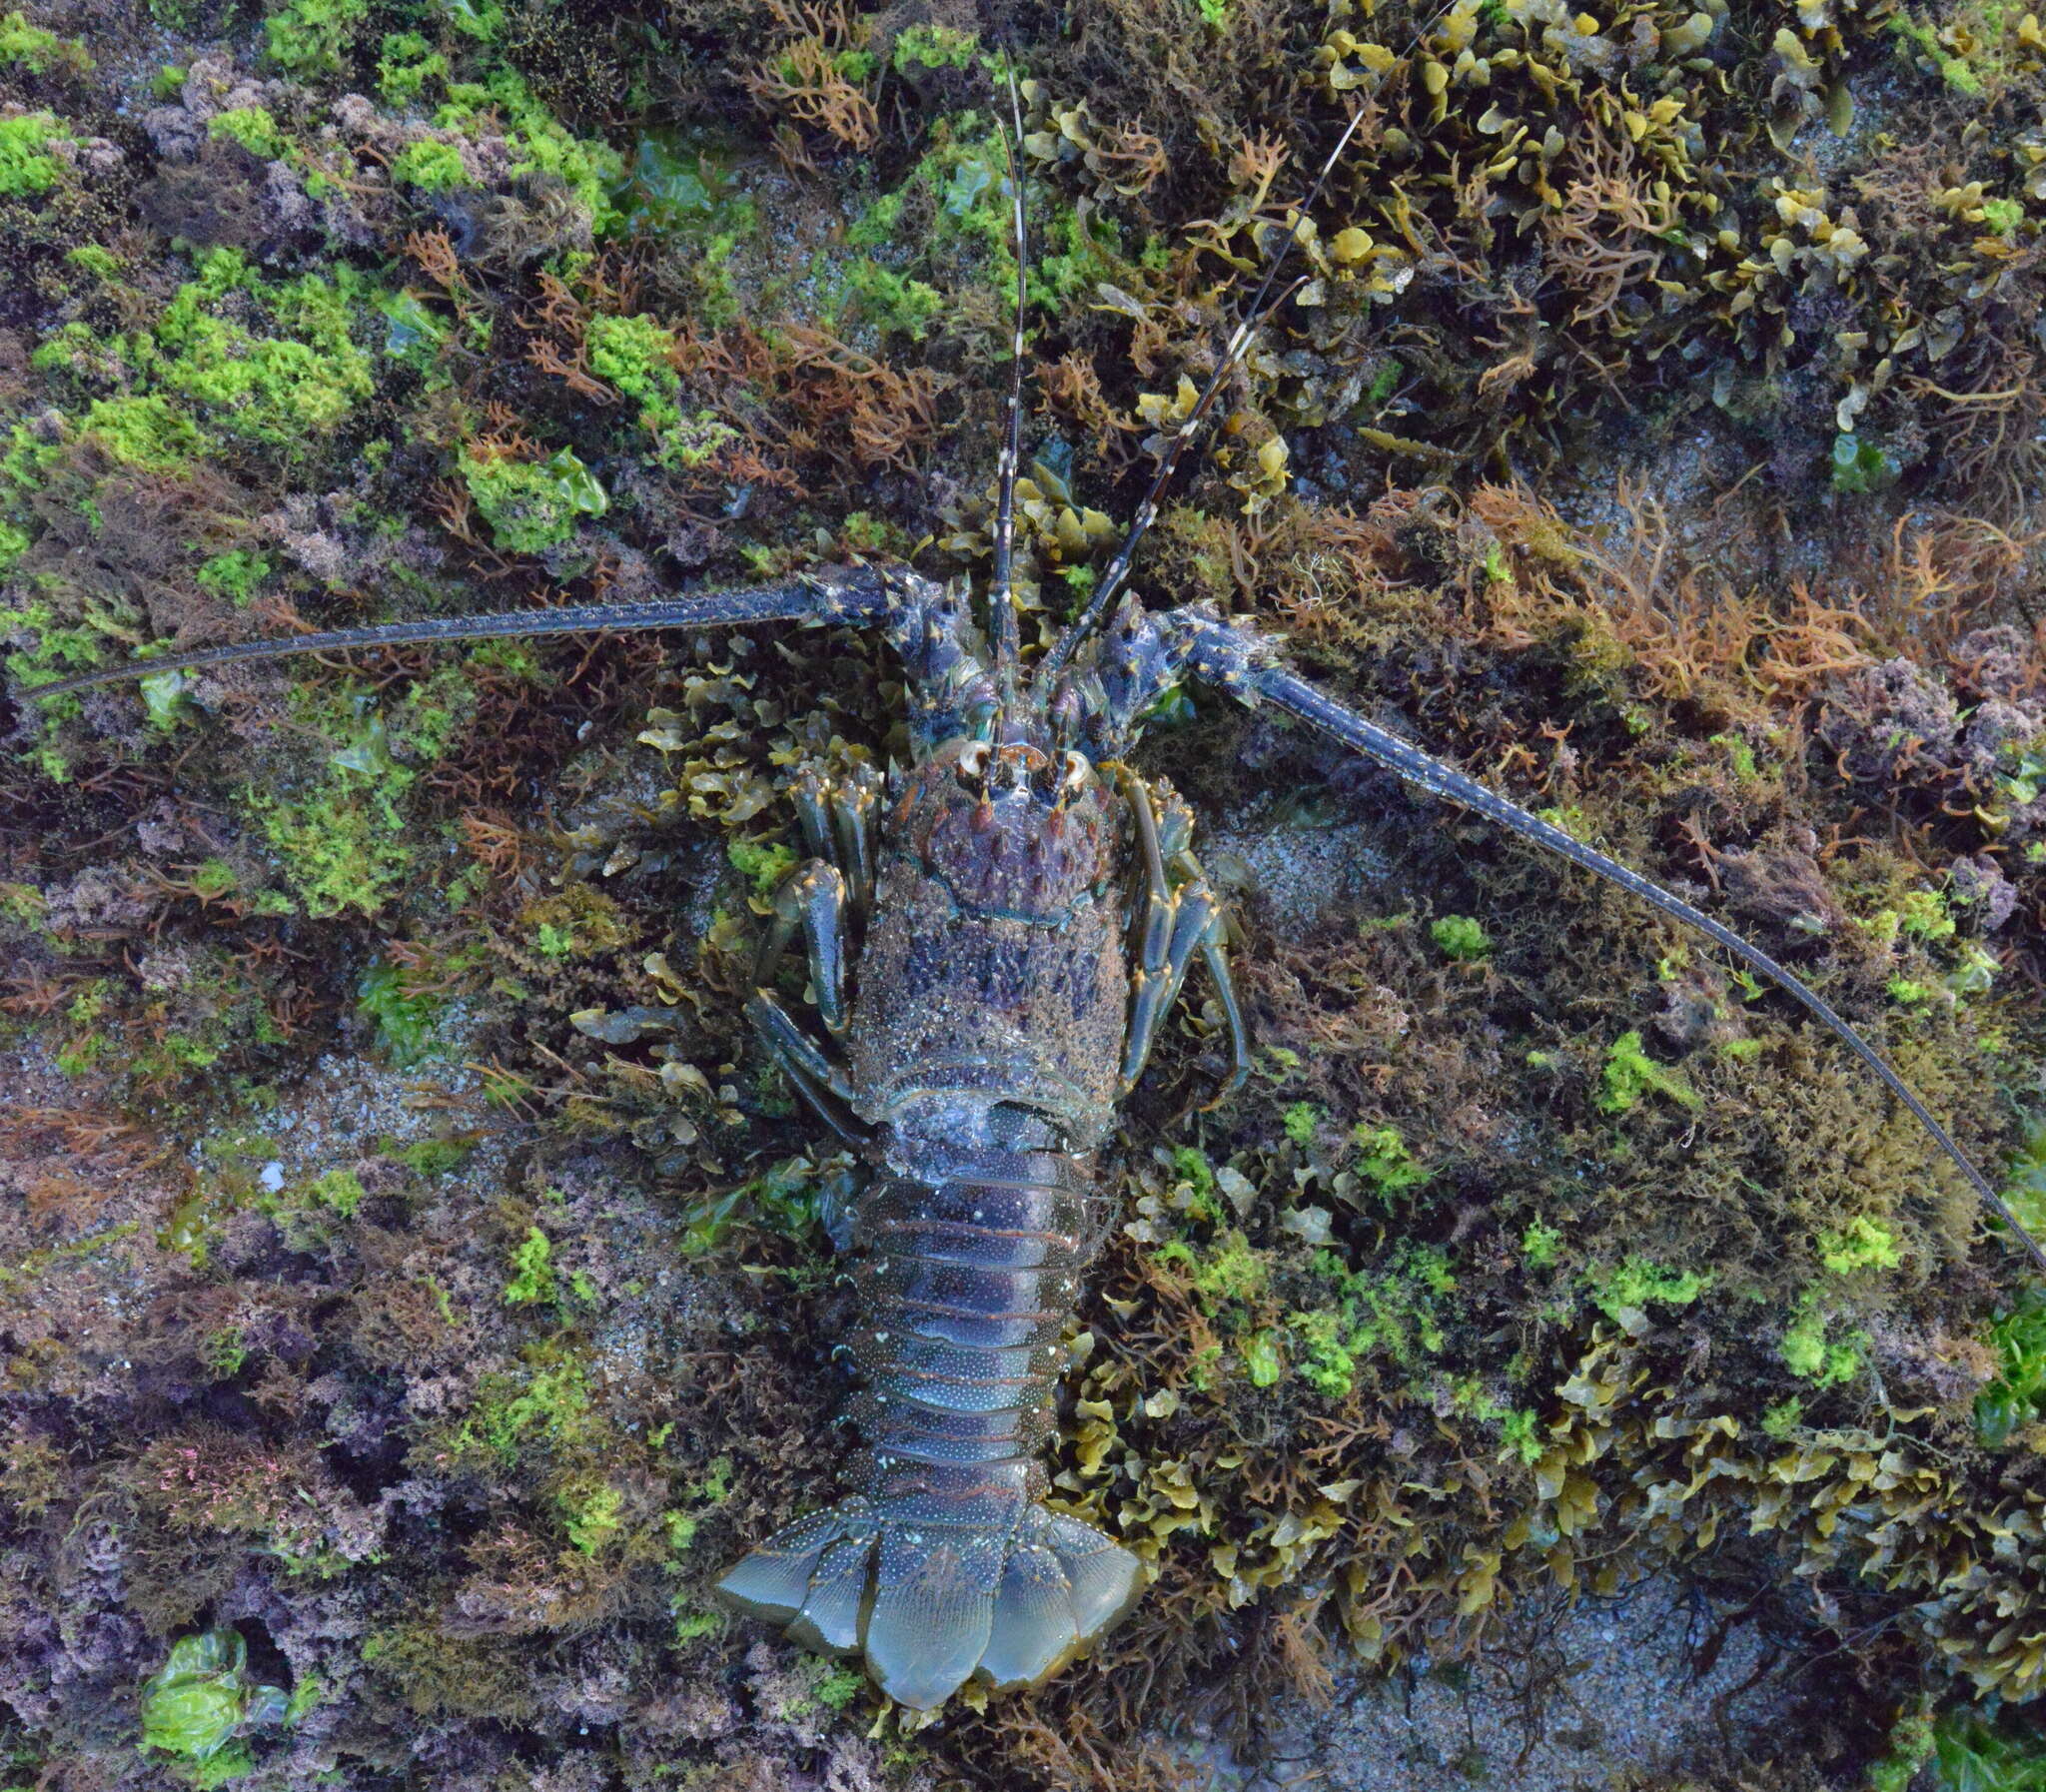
<box><xmin>4</xmin><ymin>3</ymin><xmax>2046</xmax><ymax>1789</ymax></box>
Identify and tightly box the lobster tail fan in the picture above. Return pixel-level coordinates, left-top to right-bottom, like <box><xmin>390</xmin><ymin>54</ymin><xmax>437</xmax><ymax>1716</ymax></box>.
<box><xmin>863</xmin><ymin>1528</ymin><xmax>1002</xmax><ymax>1709</ymax></box>
<box><xmin>978</xmin><ymin>1537</ymin><xmax>1080</xmax><ymax>1688</ymax></box>
<box><xmin>1045</xmin><ymin>1511</ymin><xmax>1144</xmax><ymax>1636</ymax></box>
<box><xmin>715</xmin><ymin>1496</ymin><xmax>1144</xmax><ymax>1708</ymax></box>
<box><xmin>711</xmin><ymin>1504</ymin><xmax>855</xmax><ymax>1626</ymax></box>
<box><xmin>785</xmin><ymin>1532</ymin><xmax>875</xmax><ymax>1653</ymax></box>
<box><xmin>976</xmin><ymin>1512</ymin><xmax>1145</xmax><ymax>1688</ymax></box>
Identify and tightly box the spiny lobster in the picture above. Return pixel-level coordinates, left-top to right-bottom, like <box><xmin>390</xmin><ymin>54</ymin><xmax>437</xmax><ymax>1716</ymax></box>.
<box><xmin>18</xmin><ymin>68</ymin><xmax>2046</xmax><ymax>1716</ymax></box>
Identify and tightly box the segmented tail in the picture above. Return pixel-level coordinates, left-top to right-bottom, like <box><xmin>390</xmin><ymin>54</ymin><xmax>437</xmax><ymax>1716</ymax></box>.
<box><xmin>716</xmin><ymin>1141</ymin><xmax>1142</xmax><ymax>1706</ymax></box>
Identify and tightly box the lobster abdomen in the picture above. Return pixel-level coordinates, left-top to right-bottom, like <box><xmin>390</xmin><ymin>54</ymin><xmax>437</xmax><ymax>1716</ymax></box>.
<box><xmin>715</xmin><ymin>1134</ymin><xmax>1142</xmax><ymax>1707</ymax></box>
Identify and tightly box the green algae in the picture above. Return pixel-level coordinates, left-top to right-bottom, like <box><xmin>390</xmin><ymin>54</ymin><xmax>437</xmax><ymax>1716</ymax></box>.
<box><xmin>139</xmin><ymin>1630</ymin><xmax>287</xmax><ymax>1771</ymax></box>
<box><xmin>376</xmin><ymin>30</ymin><xmax>447</xmax><ymax>106</ymax></box>
<box><xmin>1584</xmin><ymin>1257</ymin><xmax>1707</xmax><ymax>1330</ymax></box>
<box><xmin>727</xmin><ymin>837</ymin><xmax>797</xmax><ymax>898</ymax></box>
<box><xmin>0</xmin><ymin>110</ymin><xmax>71</xmax><ymax>198</ymax></box>
<box><xmin>243</xmin><ymin>693</ymin><xmax>426</xmax><ymax>918</ymax></box>
<box><xmin>1924</xmin><ymin>1705</ymin><xmax>2046</xmax><ymax>1790</ymax></box>
<box><xmin>194</xmin><ymin>549</ymin><xmax>271</xmax><ymax>607</ymax></box>
<box><xmin>459</xmin><ymin>446</ymin><xmax>606</xmax><ymax>552</ymax></box>
<box><xmin>1976</xmin><ymin>1291</ymin><xmax>2046</xmax><ymax>1446</ymax></box>
<box><xmin>559</xmin><ymin>1476</ymin><xmax>624</xmax><ymax>1555</ymax></box>
<box><xmin>1286</xmin><ymin>1243</ymin><xmax>1456</xmax><ymax>1398</ymax></box>
<box><xmin>583</xmin><ymin>311</ymin><xmax>733</xmax><ymax>466</ymax></box>
<box><xmin>1818</xmin><ymin>1216</ymin><xmax>1903</xmax><ymax>1275</ymax></box>
<box><xmin>584</xmin><ymin>313</ymin><xmax>679</xmax><ymax>429</ymax></box>
<box><xmin>1430</xmin><ymin>913</ymin><xmax>1492</xmax><ymax>960</ymax></box>
<box><xmin>1522</xmin><ymin>1219</ymin><xmax>1563</xmax><ymax>1268</ymax></box>
<box><xmin>444</xmin><ymin>64</ymin><xmax>622</xmax><ymax>234</ymax></box>
<box><xmin>389</xmin><ymin>140</ymin><xmax>470</xmax><ymax>192</ymax></box>
<box><xmin>0</xmin><ymin>11</ymin><xmax>89</xmax><ymax>75</ymax></box>
<box><xmin>1597</xmin><ymin>1029</ymin><xmax>1702</xmax><ymax>1114</ymax></box>
<box><xmin>207</xmin><ymin>107</ymin><xmax>284</xmax><ymax>158</ymax></box>
<box><xmin>356</xmin><ymin>960</ymin><xmax>447</xmax><ymax>1064</ymax></box>
<box><xmin>452</xmin><ymin>1350</ymin><xmax>599</xmax><ymax>1465</ymax></box>
<box><xmin>1780</xmin><ymin>1292</ymin><xmax>1869</xmax><ymax>1386</ymax></box>
<box><xmin>1351</xmin><ymin>1123</ymin><xmax>1430</xmax><ymax>1201</ymax></box>
<box><xmin>502</xmin><ymin>1225</ymin><xmax>556</xmax><ymax>1306</ymax></box>
<box><xmin>262</xmin><ymin>0</ymin><xmax>370</xmax><ymax>78</ymax></box>
<box><xmin>891</xmin><ymin>24</ymin><xmax>982</xmax><ymax>74</ymax></box>
<box><xmin>31</xmin><ymin>249</ymin><xmax>377</xmax><ymax>456</ymax></box>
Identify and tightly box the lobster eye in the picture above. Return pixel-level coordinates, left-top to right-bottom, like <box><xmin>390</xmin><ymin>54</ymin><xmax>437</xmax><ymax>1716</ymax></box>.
<box><xmin>1059</xmin><ymin>751</ymin><xmax>1090</xmax><ymax>796</ymax></box>
<box><xmin>956</xmin><ymin>741</ymin><xmax>992</xmax><ymax>783</ymax></box>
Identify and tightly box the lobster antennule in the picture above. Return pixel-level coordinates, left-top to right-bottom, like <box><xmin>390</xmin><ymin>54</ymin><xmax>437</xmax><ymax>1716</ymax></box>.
<box><xmin>987</xmin><ymin>67</ymin><xmax>1030</xmax><ymax>711</ymax></box>
<box><xmin>1159</xmin><ymin>605</ymin><xmax>2046</xmax><ymax>1280</ymax></box>
<box><xmin>1039</xmin><ymin>1</ymin><xmax>1464</xmax><ymax>685</ymax></box>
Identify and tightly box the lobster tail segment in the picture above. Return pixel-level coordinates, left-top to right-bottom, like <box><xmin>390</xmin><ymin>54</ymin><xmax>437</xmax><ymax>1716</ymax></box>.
<box><xmin>715</xmin><ymin>1493</ymin><xmax>1143</xmax><ymax>1709</ymax></box>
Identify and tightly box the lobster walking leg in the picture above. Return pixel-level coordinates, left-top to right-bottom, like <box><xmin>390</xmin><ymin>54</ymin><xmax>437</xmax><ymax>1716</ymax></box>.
<box><xmin>791</xmin><ymin>760</ymin><xmax>883</xmax><ymax>917</ymax></box>
<box><xmin>745</xmin><ymin>989</ymin><xmax>868</xmax><ymax>1148</ymax></box>
<box><xmin>755</xmin><ymin>863</ymin><xmax>853</xmax><ymax>1037</ymax></box>
<box><xmin>749</xmin><ymin>760</ymin><xmax>885</xmax><ymax>1120</ymax></box>
<box><xmin>1152</xmin><ymin>778</ymin><xmax>1254</xmax><ymax>1104</ymax></box>
<box><xmin>1116</xmin><ymin>767</ymin><xmax>1238</xmax><ymax>1097</ymax></box>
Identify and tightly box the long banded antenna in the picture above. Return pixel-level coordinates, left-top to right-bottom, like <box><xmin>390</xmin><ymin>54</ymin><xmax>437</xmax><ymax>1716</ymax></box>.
<box><xmin>1215</xmin><ymin>636</ymin><xmax>2046</xmax><ymax>1280</ymax></box>
<box><xmin>1040</xmin><ymin>11</ymin><xmax>1452</xmax><ymax>682</ymax></box>
<box><xmin>988</xmin><ymin>69</ymin><xmax>1030</xmax><ymax>712</ymax></box>
<box><xmin>13</xmin><ymin>572</ymin><xmax>897</xmax><ymax>702</ymax></box>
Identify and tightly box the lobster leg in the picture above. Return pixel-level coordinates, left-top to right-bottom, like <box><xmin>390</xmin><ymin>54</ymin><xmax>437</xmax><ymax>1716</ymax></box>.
<box><xmin>1153</xmin><ymin>605</ymin><xmax>2046</xmax><ymax>1276</ymax></box>
<box><xmin>749</xmin><ymin>766</ymin><xmax>880</xmax><ymax>1140</ymax></box>
<box><xmin>754</xmin><ymin>863</ymin><xmax>853</xmax><ymax>1038</ymax></box>
<box><xmin>1193</xmin><ymin>930</ymin><xmax>1254</xmax><ymax>1108</ymax></box>
<box><xmin>1151</xmin><ymin>776</ymin><xmax>1253</xmax><ymax>1104</ymax></box>
<box><xmin>790</xmin><ymin>760</ymin><xmax>883</xmax><ymax>919</ymax></box>
<box><xmin>746</xmin><ymin>989</ymin><xmax>869</xmax><ymax>1148</ymax></box>
<box><xmin>1115</xmin><ymin>768</ymin><xmax>1242</xmax><ymax>1098</ymax></box>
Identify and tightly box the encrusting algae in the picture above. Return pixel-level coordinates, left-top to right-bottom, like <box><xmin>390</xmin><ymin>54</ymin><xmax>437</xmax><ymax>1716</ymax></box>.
<box><xmin>5</xmin><ymin>1</ymin><xmax>2046</xmax><ymax>1788</ymax></box>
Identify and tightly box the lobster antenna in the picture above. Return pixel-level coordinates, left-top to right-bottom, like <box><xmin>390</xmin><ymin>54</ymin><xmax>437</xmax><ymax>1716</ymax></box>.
<box><xmin>1040</xmin><ymin>10</ymin><xmax>1452</xmax><ymax>682</ymax></box>
<box><xmin>988</xmin><ymin>66</ymin><xmax>1029</xmax><ymax>712</ymax></box>
<box><xmin>10</xmin><ymin>574</ymin><xmax>892</xmax><ymax>702</ymax></box>
<box><xmin>1172</xmin><ymin>611</ymin><xmax>2046</xmax><ymax>1280</ymax></box>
